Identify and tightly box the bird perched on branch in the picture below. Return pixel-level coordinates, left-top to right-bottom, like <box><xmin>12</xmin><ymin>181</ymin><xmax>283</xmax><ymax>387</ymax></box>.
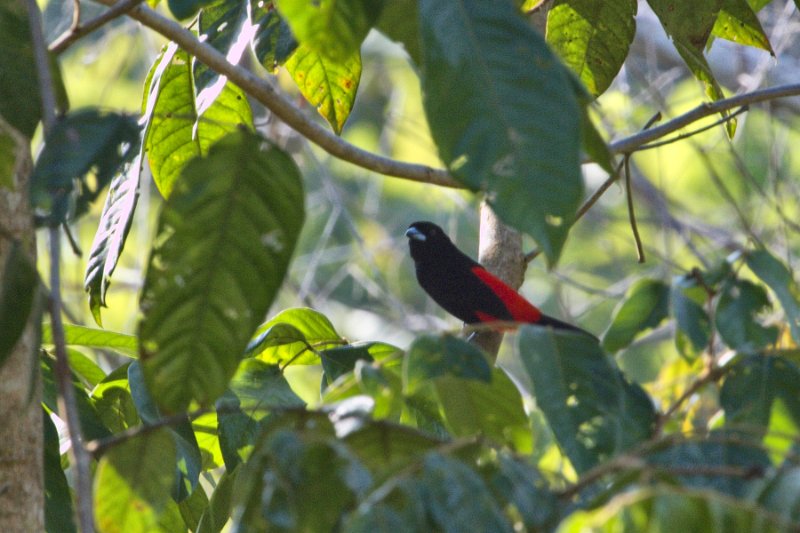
<box><xmin>405</xmin><ymin>221</ymin><xmax>594</xmax><ymax>337</ymax></box>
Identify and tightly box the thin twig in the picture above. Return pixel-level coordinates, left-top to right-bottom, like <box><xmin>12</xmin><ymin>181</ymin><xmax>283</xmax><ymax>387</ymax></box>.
<box><xmin>71</xmin><ymin>0</ymin><xmax>81</xmax><ymax>31</ymax></box>
<box><xmin>50</xmin><ymin>0</ymin><xmax>146</xmax><ymax>55</ymax></box>
<box><xmin>624</xmin><ymin>155</ymin><xmax>645</xmax><ymax>263</ymax></box>
<box><xmin>636</xmin><ymin>106</ymin><xmax>749</xmax><ymax>151</ymax></box>
<box><xmin>26</xmin><ymin>1</ymin><xmax>95</xmax><ymax>531</ymax></box>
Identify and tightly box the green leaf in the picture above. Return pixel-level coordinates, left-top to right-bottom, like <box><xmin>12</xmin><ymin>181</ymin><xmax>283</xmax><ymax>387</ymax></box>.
<box><xmin>94</xmin><ymin>428</ymin><xmax>177</xmax><ymax>533</ymax></box>
<box><xmin>250</xmin><ymin>0</ymin><xmax>298</xmax><ymax>72</ymax></box>
<box><xmin>216</xmin><ymin>359</ymin><xmax>305</xmax><ymax>469</ymax></box>
<box><xmin>420</xmin><ymin>453</ymin><xmax>513</xmax><ymax>533</ymax></box>
<box><xmin>0</xmin><ymin>2</ymin><xmax>64</xmax><ymax>137</ymax></box>
<box><xmin>670</xmin><ymin>274</ymin><xmax>711</xmax><ymax>356</ymax></box>
<box><xmin>712</xmin><ymin>0</ymin><xmax>773</xmax><ymax>54</ymax></box>
<box><xmin>715</xmin><ymin>279</ymin><xmax>779</xmax><ymax>353</ymax></box>
<box><xmin>403</xmin><ymin>334</ymin><xmax>492</xmax><ymax>395</ymax></box>
<box><xmin>40</xmin><ymin>355</ymin><xmax>111</xmax><ymax>441</ymax></box>
<box><xmin>375</xmin><ymin>0</ymin><xmax>421</xmax><ymax>65</ymax></box>
<box><xmin>602</xmin><ymin>278</ymin><xmax>670</xmax><ymax>353</ymax></box>
<box><xmin>138</xmin><ymin>130</ymin><xmax>304</xmax><ymax>413</ymax></box>
<box><xmin>647</xmin><ymin>0</ymin><xmax>730</xmax><ymax>131</ymax></box>
<box><xmin>720</xmin><ymin>354</ymin><xmax>800</xmax><ymax>440</ymax></box>
<box><xmin>128</xmin><ymin>361</ymin><xmax>202</xmax><ymax>501</ymax></box>
<box><xmin>435</xmin><ymin>368</ymin><xmax>532</xmax><ymax>452</ymax></box>
<box><xmin>196</xmin><ymin>466</ymin><xmax>238</xmax><ymax>533</ymax></box>
<box><xmin>517</xmin><ymin>326</ymin><xmax>656</xmax><ymax>473</ymax></box>
<box><xmin>84</xmin><ymin>149</ymin><xmax>143</xmax><ymax>326</ymax></box>
<box><xmin>92</xmin><ymin>363</ymin><xmax>140</xmax><ymax>434</ymax></box>
<box><xmin>0</xmin><ymin>241</ymin><xmax>37</xmax><ymax>367</ymax></box>
<box><xmin>746</xmin><ymin>248</ymin><xmax>800</xmax><ymax>344</ymax></box>
<box><xmin>276</xmin><ymin>0</ymin><xmax>384</xmax><ymax>61</ymax></box>
<box><xmin>42</xmin><ymin>323</ymin><xmax>138</xmax><ymax>358</ymax></box>
<box><xmin>195</xmin><ymin>0</ymin><xmax>250</xmax><ymax>99</ymax></box>
<box><xmin>142</xmin><ymin>44</ymin><xmax>253</xmax><ymax>197</ymax></box>
<box><xmin>247</xmin><ymin>308</ymin><xmax>345</xmax><ymax>366</ymax></box>
<box><xmin>30</xmin><ymin>109</ymin><xmax>140</xmax><ymax>226</ymax></box>
<box><xmin>67</xmin><ymin>348</ymin><xmax>106</xmax><ymax>388</ymax></box>
<box><xmin>546</xmin><ymin>0</ymin><xmax>638</xmax><ymax>96</ymax></box>
<box><xmin>321</xmin><ymin>344</ymin><xmax>375</xmax><ymax>386</ymax></box>
<box><xmin>44</xmin><ymin>411</ymin><xmax>77</xmax><ymax>533</ymax></box>
<box><xmin>343</xmin><ymin>421</ymin><xmax>441</xmax><ymax>474</ymax></box>
<box><xmin>177</xmin><ymin>485</ymin><xmax>208</xmax><ymax>533</ymax></box>
<box><xmin>485</xmin><ymin>454</ymin><xmax>557</xmax><ymax>530</ymax></box>
<box><xmin>419</xmin><ymin>0</ymin><xmax>583</xmax><ymax>264</ymax></box>
<box><xmin>754</xmin><ymin>464</ymin><xmax>800</xmax><ymax>527</ymax></box>
<box><xmin>167</xmin><ymin>0</ymin><xmax>217</xmax><ymax>19</ymax></box>
<box><xmin>285</xmin><ymin>44</ymin><xmax>362</xmax><ymax>134</ymax></box>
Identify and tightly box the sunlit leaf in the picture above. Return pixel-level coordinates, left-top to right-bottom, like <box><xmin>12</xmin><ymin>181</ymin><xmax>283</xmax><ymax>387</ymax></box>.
<box><xmin>419</xmin><ymin>0</ymin><xmax>583</xmax><ymax>264</ymax></box>
<box><xmin>84</xmin><ymin>149</ymin><xmax>143</xmax><ymax>326</ymax></box>
<box><xmin>42</xmin><ymin>322</ymin><xmax>138</xmax><ymax>358</ymax></box>
<box><xmin>250</xmin><ymin>0</ymin><xmax>298</xmax><ymax>72</ymax></box>
<box><xmin>603</xmin><ymin>278</ymin><xmax>670</xmax><ymax>353</ymax></box>
<box><xmin>142</xmin><ymin>44</ymin><xmax>253</xmax><ymax>197</ymax></box>
<box><xmin>139</xmin><ymin>130</ymin><xmax>304</xmax><ymax>412</ymax></box>
<box><xmin>195</xmin><ymin>0</ymin><xmax>250</xmax><ymax>106</ymax></box>
<box><xmin>94</xmin><ymin>428</ymin><xmax>177</xmax><ymax>533</ymax></box>
<box><xmin>247</xmin><ymin>308</ymin><xmax>345</xmax><ymax>366</ymax></box>
<box><xmin>91</xmin><ymin>363</ymin><xmax>140</xmax><ymax>434</ymax></box>
<box><xmin>517</xmin><ymin>326</ymin><xmax>656</xmax><ymax>473</ymax></box>
<box><xmin>276</xmin><ymin>0</ymin><xmax>384</xmax><ymax>60</ymax></box>
<box><xmin>712</xmin><ymin>0</ymin><xmax>773</xmax><ymax>54</ymax></box>
<box><xmin>286</xmin><ymin>44</ymin><xmax>361</xmax><ymax>134</ymax></box>
<box><xmin>546</xmin><ymin>0</ymin><xmax>638</xmax><ymax>96</ymax></box>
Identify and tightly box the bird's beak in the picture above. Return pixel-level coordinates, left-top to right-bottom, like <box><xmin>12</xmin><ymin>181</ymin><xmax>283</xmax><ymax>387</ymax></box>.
<box><xmin>405</xmin><ymin>227</ymin><xmax>426</xmax><ymax>241</ymax></box>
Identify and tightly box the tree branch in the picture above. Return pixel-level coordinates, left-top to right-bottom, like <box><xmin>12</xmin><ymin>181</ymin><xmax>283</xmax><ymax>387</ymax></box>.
<box><xmin>26</xmin><ymin>1</ymin><xmax>95</xmax><ymax>531</ymax></box>
<box><xmin>49</xmin><ymin>0</ymin><xmax>146</xmax><ymax>55</ymax></box>
<box><xmin>92</xmin><ymin>0</ymin><xmax>458</xmax><ymax>188</ymax></box>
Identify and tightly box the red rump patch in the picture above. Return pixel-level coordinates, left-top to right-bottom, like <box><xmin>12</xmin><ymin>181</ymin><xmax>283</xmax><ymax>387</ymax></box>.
<box><xmin>471</xmin><ymin>266</ymin><xmax>543</xmax><ymax>323</ymax></box>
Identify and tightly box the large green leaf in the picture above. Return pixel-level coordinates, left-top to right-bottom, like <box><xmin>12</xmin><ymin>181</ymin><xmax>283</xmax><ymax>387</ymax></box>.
<box><xmin>246</xmin><ymin>307</ymin><xmax>346</xmax><ymax>366</ymax></box>
<box><xmin>745</xmin><ymin>248</ymin><xmax>800</xmax><ymax>344</ymax></box>
<box><xmin>375</xmin><ymin>0</ymin><xmax>421</xmax><ymax>65</ymax></box>
<box><xmin>715</xmin><ymin>279</ymin><xmax>779</xmax><ymax>353</ymax></box>
<box><xmin>250</xmin><ymin>0</ymin><xmax>299</xmax><ymax>72</ymax></box>
<box><xmin>712</xmin><ymin>0</ymin><xmax>773</xmax><ymax>54</ymax></box>
<box><xmin>602</xmin><ymin>278</ymin><xmax>670</xmax><ymax>353</ymax></box>
<box><xmin>276</xmin><ymin>0</ymin><xmax>384</xmax><ymax>60</ymax></box>
<box><xmin>83</xmin><ymin>149</ymin><xmax>144</xmax><ymax>326</ymax></box>
<box><xmin>419</xmin><ymin>0</ymin><xmax>583</xmax><ymax>264</ymax></box>
<box><xmin>720</xmin><ymin>354</ymin><xmax>800</xmax><ymax>439</ymax></box>
<box><xmin>403</xmin><ymin>334</ymin><xmax>491</xmax><ymax>395</ymax></box>
<box><xmin>196</xmin><ymin>466</ymin><xmax>237</xmax><ymax>533</ymax></box>
<box><xmin>546</xmin><ymin>0</ymin><xmax>637</xmax><ymax>96</ymax></box>
<box><xmin>94</xmin><ymin>428</ymin><xmax>177</xmax><ymax>533</ymax></box>
<box><xmin>138</xmin><ymin>130</ymin><xmax>305</xmax><ymax>413</ymax></box>
<box><xmin>30</xmin><ymin>109</ymin><xmax>140</xmax><ymax>226</ymax></box>
<box><xmin>91</xmin><ymin>363</ymin><xmax>140</xmax><ymax>434</ymax></box>
<box><xmin>419</xmin><ymin>453</ymin><xmax>513</xmax><ymax>533</ymax></box>
<box><xmin>0</xmin><ymin>241</ymin><xmax>37</xmax><ymax>367</ymax></box>
<box><xmin>670</xmin><ymin>273</ymin><xmax>711</xmax><ymax>357</ymax></box>
<box><xmin>285</xmin><ymin>44</ymin><xmax>362</xmax><ymax>134</ymax></box>
<box><xmin>517</xmin><ymin>326</ymin><xmax>656</xmax><ymax>473</ymax></box>
<box><xmin>142</xmin><ymin>43</ymin><xmax>253</xmax><ymax>197</ymax></box>
<box><xmin>435</xmin><ymin>368</ymin><xmax>532</xmax><ymax>452</ymax></box>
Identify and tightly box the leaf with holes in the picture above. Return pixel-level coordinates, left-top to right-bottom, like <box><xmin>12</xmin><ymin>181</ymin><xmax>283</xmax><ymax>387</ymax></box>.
<box><xmin>138</xmin><ymin>130</ymin><xmax>304</xmax><ymax>413</ymax></box>
<box><xmin>517</xmin><ymin>326</ymin><xmax>656</xmax><ymax>473</ymax></box>
<box><xmin>419</xmin><ymin>0</ymin><xmax>583</xmax><ymax>264</ymax></box>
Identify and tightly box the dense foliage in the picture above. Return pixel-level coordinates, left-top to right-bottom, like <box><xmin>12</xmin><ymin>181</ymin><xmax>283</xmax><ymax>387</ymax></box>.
<box><xmin>3</xmin><ymin>0</ymin><xmax>800</xmax><ymax>531</ymax></box>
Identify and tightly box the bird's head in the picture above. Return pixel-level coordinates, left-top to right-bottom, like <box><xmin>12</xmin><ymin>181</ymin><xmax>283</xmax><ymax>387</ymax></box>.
<box><xmin>405</xmin><ymin>221</ymin><xmax>454</xmax><ymax>263</ymax></box>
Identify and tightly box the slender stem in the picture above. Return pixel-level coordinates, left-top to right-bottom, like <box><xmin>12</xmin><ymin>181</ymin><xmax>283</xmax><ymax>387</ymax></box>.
<box><xmin>50</xmin><ymin>0</ymin><xmax>146</xmax><ymax>55</ymax></box>
<box><xmin>624</xmin><ymin>155</ymin><xmax>645</xmax><ymax>263</ymax></box>
<box><xmin>26</xmin><ymin>0</ymin><xmax>95</xmax><ymax>530</ymax></box>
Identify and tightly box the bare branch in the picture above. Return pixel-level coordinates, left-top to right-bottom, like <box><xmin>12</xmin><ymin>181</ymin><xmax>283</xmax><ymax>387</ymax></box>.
<box><xmin>50</xmin><ymin>0</ymin><xmax>146</xmax><ymax>55</ymax></box>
